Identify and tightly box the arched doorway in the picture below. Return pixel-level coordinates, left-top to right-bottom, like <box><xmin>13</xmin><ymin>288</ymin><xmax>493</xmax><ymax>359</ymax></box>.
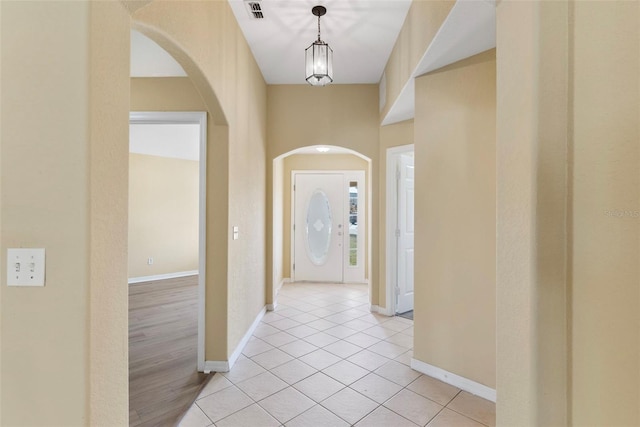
<box><xmin>130</xmin><ymin>20</ymin><xmax>231</xmax><ymax>367</ymax></box>
<box><xmin>127</xmin><ymin>27</ymin><xmax>223</xmax><ymax>426</ymax></box>
<box><xmin>270</xmin><ymin>145</ymin><xmax>373</xmax><ymax>308</ymax></box>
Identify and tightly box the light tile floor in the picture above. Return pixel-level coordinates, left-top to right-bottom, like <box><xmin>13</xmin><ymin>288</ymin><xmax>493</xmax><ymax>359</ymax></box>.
<box><xmin>179</xmin><ymin>283</ymin><xmax>496</xmax><ymax>427</ymax></box>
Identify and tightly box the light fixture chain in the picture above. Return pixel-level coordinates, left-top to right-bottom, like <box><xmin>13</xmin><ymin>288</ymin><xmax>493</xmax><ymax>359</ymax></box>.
<box><xmin>317</xmin><ymin>14</ymin><xmax>321</xmax><ymax>42</ymax></box>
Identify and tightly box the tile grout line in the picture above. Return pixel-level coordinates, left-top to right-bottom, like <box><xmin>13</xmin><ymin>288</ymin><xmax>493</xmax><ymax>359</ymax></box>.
<box><xmin>442</xmin><ymin>391</ymin><xmax>493</xmax><ymax>427</ymax></box>
<box><xmin>194</xmin><ymin>400</ymin><xmax>214</xmax><ymax>426</ymax></box>
<box><xmin>188</xmin><ymin>283</ymin><xmax>493</xmax><ymax>427</ymax></box>
<box><xmin>247</xmin><ymin>289</ymin><xmax>413</xmax><ymax>423</ymax></box>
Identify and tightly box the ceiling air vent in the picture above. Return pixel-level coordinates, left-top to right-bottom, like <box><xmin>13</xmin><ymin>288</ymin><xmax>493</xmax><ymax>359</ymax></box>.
<box><xmin>245</xmin><ymin>1</ymin><xmax>264</xmax><ymax>19</ymax></box>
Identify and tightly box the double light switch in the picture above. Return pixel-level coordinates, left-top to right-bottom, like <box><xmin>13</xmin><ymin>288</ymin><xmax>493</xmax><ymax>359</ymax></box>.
<box><xmin>7</xmin><ymin>248</ymin><xmax>46</xmax><ymax>287</ymax></box>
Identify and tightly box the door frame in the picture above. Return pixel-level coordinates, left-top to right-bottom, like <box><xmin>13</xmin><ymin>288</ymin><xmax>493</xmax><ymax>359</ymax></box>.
<box><xmin>385</xmin><ymin>144</ymin><xmax>414</xmax><ymax>315</ymax></box>
<box><xmin>291</xmin><ymin>170</ymin><xmax>366</xmax><ymax>283</ymax></box>
<box><xmin>129</xmin><ymin>111</ymin><xmax>207</xmax><ymax>372</ymax></box>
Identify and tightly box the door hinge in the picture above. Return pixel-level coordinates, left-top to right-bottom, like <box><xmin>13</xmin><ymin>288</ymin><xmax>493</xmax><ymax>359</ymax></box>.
<box><xmin>396</xmin><ymin>168</ymin><xmax>401</xmax><ymax>181</ymax></box>
<box><xmin>294</xmin><ymin>184</ymin><xmax>296</xmax><ymax>191</ymax></box>
<box><xmin>293</xmin><ymin>224</ymin><xmax>296</xmax><ymax>231</ymax></box>
<box><xmin>395</xmin><ymin>285</ymin><xmax>400</xmax><ymax>294</ymax></box>
<box><xmin>395</xmin><ymin>229</ymin><xmax>400</xmax><ymax>238</ymax></box>
<box><xmin>293</xmin><ymin>263</ymin><xmax>295</xmax><ymax>271</ymax></box>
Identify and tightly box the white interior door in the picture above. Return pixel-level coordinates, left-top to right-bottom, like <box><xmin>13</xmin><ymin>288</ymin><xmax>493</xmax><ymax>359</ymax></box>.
<box><xmin>396</xmin><ymin>154</ymin><xmax>415</xmax><ymax>313</ymax></box>
<box><xmin>294</xmin><ymin>173</ymin><xmax>344</xmax><ymax>282</ymax></box>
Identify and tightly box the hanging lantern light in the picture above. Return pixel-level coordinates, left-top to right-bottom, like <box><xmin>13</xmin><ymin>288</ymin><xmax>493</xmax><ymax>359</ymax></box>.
<box><xmin>305</xmin><ymin>5</ymin><xmax>333</xmax><ymax>86</ymax></box>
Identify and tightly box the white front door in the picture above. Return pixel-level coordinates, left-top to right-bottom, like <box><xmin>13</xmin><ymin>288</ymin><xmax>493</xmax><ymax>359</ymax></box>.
<box><xmin>396</xmin><ymin>154</ymin><xmax>415</xmax><ymax>313</ymax></box>
<box><xmin>293</xmin><ymin>173</ymin><xmax>345</xmax><ymax>282</ymax></box>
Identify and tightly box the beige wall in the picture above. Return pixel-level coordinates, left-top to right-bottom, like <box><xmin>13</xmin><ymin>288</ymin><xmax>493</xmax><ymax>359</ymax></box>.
<box><xmin>89</xmin><ymin>3</ymin><xmax>131</xmax><ymax>424</ymax></box>
<box><xmin>496</xmin><ymin>2</ymin><xmax>572</xmax><ymax>424</ymax></box>
<box><xmin>2</xmin><ymin>2</ymin><xmax>92</xmax><ymax>423</ymax></box>
<box><xmin>267</xmin><ymin>85</ymin><xmax>379</xmax><ymax>159</ymax></box>
<box><xmin>0</xmin><ymin>2</ymin><xmax>4</xmax><ymax>422</ymax></box>
<box><xmin>282</xmin><ymin>154</ymin><xmax>369</xmax><ymax>280</ymax></box>
<box><xmin>1</xmin><ymin>3</ymin><xmax>4</xmax><ymax>421</ymax></box>
<box><xmin>378</xmin><ymin>120</ymin><xmax>414</xmax><ymax>309</ymax></box>
<box><xmin>496</xmin><ymin>1</ymin><xmax>640</xmax><ymax>425</ymax></box>
<box><xmin>1</xmin><ymin>1</ymin><xmax>131</xmax><ymax>425</ymax></box>
<box><xmin>271</xmin><ymin>157</ymin><xmax>284</xmax><ymax>295</ymax></box>
<box><xmin>267</xmin><ymin>85</ymin><xmax>379</xmax><ymax>303</ymax></box>
<box><xmin>381</xmin><ymin>0</ymin><xmax>454</xmax><ymax>121</ymax></box>
<box><xmin>131</xmin><ymin>77</ymin><xmax>233</xmax><ymax>360</ymax></box>
<box><xmin>128</xmin><ymin>154</ymin><xmax>199</xmax><ymax>278</ymax></box>
<box><xmin>130</xmin><ymin>78</ymin><xmax>204</xmax><ymax>281</ymax></box>
<box><xmin>571</xmin><ymin>1</ymin><xmax>639</xmax><ymax>424</ymax></box>
<box><xmin>131</xmin><ymin>77</ymin><xmax>206</xmax><ymax>111</ymax></box>
<box><xmin>414</xmin><ymin>50</ymin><xmax>496</xmax><ymax>389</ymax></box>
<box><xmin>132</xmin><ymin>0</ymin><xmax>268</xmax><ymax>360</ymax></box>
<box><xmin>2</xmin><ymin>1</ymin><xmax>266</xmax><ymax>423</ymax></box>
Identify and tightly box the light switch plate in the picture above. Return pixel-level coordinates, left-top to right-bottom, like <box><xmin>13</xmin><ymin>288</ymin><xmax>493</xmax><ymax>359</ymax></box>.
<box><xmin>7</xmin><ymin>248</ymin><xmax>46</xmax><ymax>287</ymax></box>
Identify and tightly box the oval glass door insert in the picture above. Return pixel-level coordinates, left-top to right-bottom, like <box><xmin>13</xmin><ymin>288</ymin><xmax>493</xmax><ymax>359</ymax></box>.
<box><xmin>306</xmin><ymin>189</ymin><xmax>332</xmax><ymax>265</ymax></box>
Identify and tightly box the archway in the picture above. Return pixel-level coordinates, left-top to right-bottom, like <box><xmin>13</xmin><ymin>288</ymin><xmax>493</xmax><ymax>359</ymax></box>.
<box><xmin>270</xmin><ymin>145</ymin><xmax>373</xmax><ymax>308</ymax></box>
<box><xmin>130</xmin><ymin>22</ymin><xmax>230</xmax><ymax>369</ymax></box>
<box><xmin>122</xmin><ymin>19</ymin><xmax>233</xmax><ymax>426</ymax></box>
<box><xmin>87</xmin><ymin>1</ymin><xmax>272</xmax><ymax>424</ymax></box>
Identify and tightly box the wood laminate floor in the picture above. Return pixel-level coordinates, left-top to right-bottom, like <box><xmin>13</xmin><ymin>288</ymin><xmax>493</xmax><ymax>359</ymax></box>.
<box><xmin>129</xmin><ymin>276</ymin><xmax>209</xmax><ymax>427</ymax></box>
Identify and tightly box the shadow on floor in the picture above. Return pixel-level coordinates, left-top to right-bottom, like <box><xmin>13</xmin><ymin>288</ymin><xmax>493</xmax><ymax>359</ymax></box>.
<box><xmin>397</xmin><ymin>310</ymin><xmax>413</xmax><ymax>320</ymax></box>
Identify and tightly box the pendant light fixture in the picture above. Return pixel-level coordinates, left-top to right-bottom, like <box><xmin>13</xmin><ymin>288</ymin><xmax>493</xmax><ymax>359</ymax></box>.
<box><xmin>305</xmin><ymin>5</ymin><xmax>333</xmax><ymax>86</ymax></box>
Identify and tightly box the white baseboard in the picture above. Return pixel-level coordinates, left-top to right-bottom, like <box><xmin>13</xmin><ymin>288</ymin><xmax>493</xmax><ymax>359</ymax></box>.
<box><xmin>203</xmin><ymin>360</ymin><xmax>228</xmax><ymax>373</ymax></box>
<box><xmin>370</xmin><ymin>304</ymin><xmax>394</xmax><ymax>316</ymax></box>
<box><xmin>203</xmin><ymin>306</ymin><xmax>267</xmax><ymax>373</ymax></box>
<box><xmin>128</xmin><ymin>270</ymin><xmax>198</xmax><ymax>284</ymax></box>
<box><xmin>268</xmin><ymin>278</ymin><xmax>291</xmax><ymax>311</ymax></box>
<box><xmin>411</xmin><ymin>358</ymin><xmax>497</xmax><ymax>402</ymax></box>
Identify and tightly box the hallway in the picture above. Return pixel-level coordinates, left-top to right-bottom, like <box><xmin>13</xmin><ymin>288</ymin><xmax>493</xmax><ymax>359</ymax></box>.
<box><xmin>179</xmin><ymin>283</ymin><xmax>495</xmax><ymax>426</ymax></box>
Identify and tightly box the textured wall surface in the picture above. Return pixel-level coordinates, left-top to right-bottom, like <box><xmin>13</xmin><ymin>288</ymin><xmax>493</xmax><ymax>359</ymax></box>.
<box><xmin>133</xmin><ymin>1</ymin><xmax>267</xmax><ymax>360</ymax></box>
<box><xmin>496</xmin><ymin>2</ymin><xmax>640</xmax><ymax>425</ymax></box>
<box><xmin>380</xmin><ymin>0</ymin><xmax>454</xmax><ymax>121</ymax></box>
<box><xmin>267</xmin><ymin>85</ymin><xmax>379</xmax><ymax>303</ymax></box>
<box><xmin>414</xmin><ymin>50</ymin><xmax>496</xmax><ymax>389</ymax></box>
<box><xmin>571</xmin><ymin>2</ymin><xmax>639</xmax><ymax>424</ymax></box>
<box><xmin>129</xmin><ymin>154</ymin><xmax>199</xmax><ymax>278</ymax></box>
<box><xmin>1</xmin><ymin>2</ymin><xmax>92</xmax><ymax>424</ymax></box>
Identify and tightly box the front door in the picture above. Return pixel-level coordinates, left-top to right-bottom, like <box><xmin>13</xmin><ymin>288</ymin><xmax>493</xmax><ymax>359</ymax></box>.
<box><xmin>293</xmin><ymin>173</ymin><xmax>345</xmax><ymax>282</ymax></box>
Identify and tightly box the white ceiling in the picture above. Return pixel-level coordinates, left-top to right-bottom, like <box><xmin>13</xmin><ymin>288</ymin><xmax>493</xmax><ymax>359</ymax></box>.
<box><xmin>130</xmin><ymin>124</ymin><xmax>200</xmax><ymax>161</ymax></box>
<box><xmin>129</xmin><ymin>0</ymin><xmax>496</xmax><ymax>125</ymax></box>
<box><xmin>228</xmin><ymin>0</ymin><xmax>411</xmax><ymax>84</ymax></box>
<box><xmin>130</xmin><ymin>30</ymin><xmax>186</xmax><ymax>77</ymax></box>
<box><xmin>130</xmin><ymin>1</ymin><xmax>411</xmax><ymax>85</ymax></box>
